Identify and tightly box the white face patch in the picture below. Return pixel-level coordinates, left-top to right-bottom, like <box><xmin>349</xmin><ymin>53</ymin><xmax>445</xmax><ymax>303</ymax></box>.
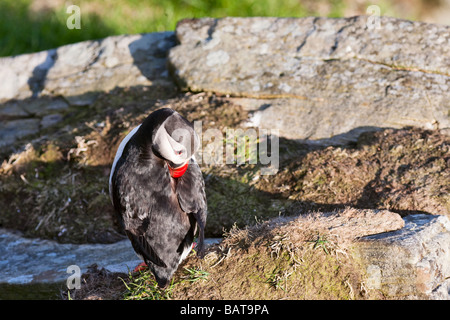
<box><xmin>153</xmin><ymin>121</ymin><xmax>191</xmax><ymax>165</ymax></box>
<box><xmin>109</xmin><ymin>124</ymin><xmax>141</xmax><ymax>203</ymax></box>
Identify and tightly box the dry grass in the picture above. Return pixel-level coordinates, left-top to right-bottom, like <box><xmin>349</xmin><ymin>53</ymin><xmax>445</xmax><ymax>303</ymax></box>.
<box><xmin>139</xmin><ymin>207</ymin><xmax>396</xmax><ymax>300</ymax></box>
<box><xmin>164</xmin><ymin>208</ymin><xmax>385</xmax><ymax>300</ymax></box>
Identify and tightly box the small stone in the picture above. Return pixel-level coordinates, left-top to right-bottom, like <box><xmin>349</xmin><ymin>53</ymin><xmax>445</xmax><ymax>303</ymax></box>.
<box><xmin>40</xmin><ymin>113</ymin><xmax>63</xmax><ymax>128</ymax></box>
<box><xmin>0</xmin><ymin>102</ymin><xmax>28</xmax><ymax>118</ymax></box>
<box><xmin>0</xmin><ymin>119</ymin><xmax>40</xmax><ymax>148</ymax></box>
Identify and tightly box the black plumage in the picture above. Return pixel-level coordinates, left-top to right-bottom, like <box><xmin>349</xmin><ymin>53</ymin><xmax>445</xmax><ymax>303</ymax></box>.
<box><xmin>109</xmin><ymin>108</ymin><xmax>207</xmax><ymax>288</ymax></box>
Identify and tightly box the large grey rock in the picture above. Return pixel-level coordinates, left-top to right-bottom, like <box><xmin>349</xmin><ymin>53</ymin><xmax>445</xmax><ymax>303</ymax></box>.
<box><xmin>0</xmin><ymin>32</ymin><xmax>177</xmax><ymax>149</ymax></box>
<box><xmin>42</xmin><ymin>32</ymin><xmax>176</xmax><ymax>104</ymax></box>
<box><xmin>0</xmin><ymin>49</ymin><xmax>56</xmax><ymax>102</ymax></box>
<box><xmin>169</xmin><ymin>16</ymin><xmax>450</xmax><ymax>144</ymax></box>
<box><xmin>0</xmin><ymin>228</ymin><xmax>139</xmax><ymax>285</ymax></box>
<box><xmin>0</xmin><ymin>227</ymin><xmax>221</xmax><ymax>286</ymax></box>
<box><xmin>302</xmin><ymin>208</ymin><xmax>406</xmax><ymax>243</ymax></box>
<box><xmin>0</xmin><ymin>32</ymin><xmax>176</xmax><ymax>104</ymax></box>
<box><xmin>354</xmin><ymin>214</ymin><xmax>450</xmax><ymax>299</ymax></box>
<box><xmin>0</xmin><ymin>97</ymin><xmax>69</xmax><ymax>120</ymax></box>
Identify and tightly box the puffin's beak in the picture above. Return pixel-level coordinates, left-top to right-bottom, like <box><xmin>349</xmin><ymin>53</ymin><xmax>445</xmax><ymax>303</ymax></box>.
<box><xmin>167</xmin><ymin>160</ymin><xmax>189</xmax><ymax>178</ymax></box>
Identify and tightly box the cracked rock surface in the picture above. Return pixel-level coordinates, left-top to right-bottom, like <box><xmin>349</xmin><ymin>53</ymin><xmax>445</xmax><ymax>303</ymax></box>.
<box><xmin>169</xmin><ymin>16</ymin><xmax>449</xmax><ymax>143</ymax></box>
<box><xmin>354</xmin><ymin>214</ymin><xmax>450</xmax><ymax>299</ymax></box>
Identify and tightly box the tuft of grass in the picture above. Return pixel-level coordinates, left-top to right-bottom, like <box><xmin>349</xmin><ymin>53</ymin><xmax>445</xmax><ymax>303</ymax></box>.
<box><xmin>122</xmin><ymin>265</ymin><xmax>210</xmax><ymax>300</ymax></box>
<box><xmin>182</xmin><ymin>267</ymin><xmax>210</xmax><ymax>283</ymax></box>
<box><xmin>121</xmin><ymin>270</ymin><xmax>175</xmax><ymax>300</ymax></box>
<box><xmin>308</xmin><ymin>234</ymin><xmax>331</xmax><ymax>255</ymax></box>
<box><xmin>265</xmin><ymin>267</ymin><xmax>291</xmax><ymax>292</ymax></box>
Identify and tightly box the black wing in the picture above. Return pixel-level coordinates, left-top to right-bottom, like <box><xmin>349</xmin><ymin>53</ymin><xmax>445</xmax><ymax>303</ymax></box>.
<box><xmin>110</xmin><ymin>149</ymin><xmax>169</xmax><ymax>268</ymax></box>
<box><xmin>125</xmin><ymin>229</ymin><xmax>167</xmax><ymax>268</ymax></box>
<box><xmin>176</xmin><ymin>159</ymin><xmax>207</xmax><ymax>257</ymax></box>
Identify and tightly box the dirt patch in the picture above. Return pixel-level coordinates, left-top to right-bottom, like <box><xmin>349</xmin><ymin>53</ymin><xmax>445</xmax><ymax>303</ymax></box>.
<box><xmin>1</xmin><ymin>88</ymin><xmax>448</xmax><ymax>243</ymax></box>
<box><xmin>62</xmin><ymin>264</ymin><xmax>128</xmax><ymax>300</ymax></box>
<box><xmin>199</xmin><ymin>126</ymin><xmax>449</xmax><ymax>236</ymax></box>
<box><xmin>171</xmin><ymin>221</ymin><xmax>360</xmax><ymax>299</ymax></box>
<box><xmin>254</xmin><ymin>127</ymin><xmax>449</xmax><ymax>218</ymax></box>
<box><xmin>0</xmin><ymin>89</ymin><xmax>250</xmax><ymax>242</ymax></box>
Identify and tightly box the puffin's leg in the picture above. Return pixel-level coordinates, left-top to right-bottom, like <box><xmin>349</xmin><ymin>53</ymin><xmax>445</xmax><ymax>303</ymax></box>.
<box><xmin>133</xmin><ymin>262</ymin><xmax>148</xmax><ymax>273</ymax></box>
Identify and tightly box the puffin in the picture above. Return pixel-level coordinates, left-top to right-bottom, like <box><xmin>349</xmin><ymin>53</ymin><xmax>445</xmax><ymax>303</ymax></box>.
<box><xmin>109</xmin><ymin>108</ymin><xmax>207</xmax><ymax>288</ymax></box>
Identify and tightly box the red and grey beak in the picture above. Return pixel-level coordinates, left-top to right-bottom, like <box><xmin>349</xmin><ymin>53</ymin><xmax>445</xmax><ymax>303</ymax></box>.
<box><xmin>167</xmin><ymin>161</ymin><xmax>189</xmax><ymax>178</ymax></box>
